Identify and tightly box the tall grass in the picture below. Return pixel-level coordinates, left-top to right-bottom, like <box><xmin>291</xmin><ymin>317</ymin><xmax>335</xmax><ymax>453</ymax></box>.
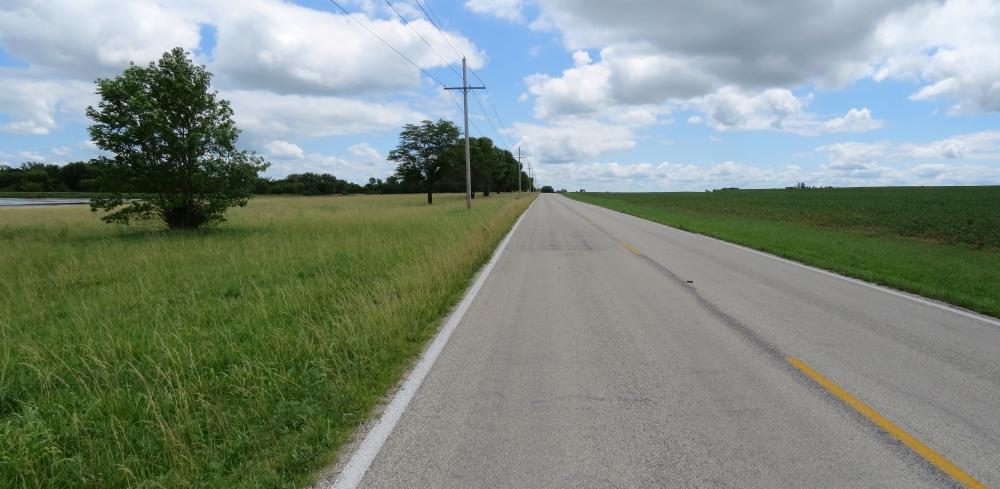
<box><xmin>0</xmin><ymin>193</ymin><xmax>534</xmax><ymax>488</ymax></box>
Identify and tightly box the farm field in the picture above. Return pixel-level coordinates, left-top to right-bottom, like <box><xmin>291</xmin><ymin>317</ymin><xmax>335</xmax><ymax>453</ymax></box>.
<box><xmin>566</xmin><ymin>187</ymin><xmax>1000</xmax><ymax>318</ymax></box>
<box><xmin>0</xmin><ymin>192</ymin><xmax>534</xmax><ymax>488</ymax></box>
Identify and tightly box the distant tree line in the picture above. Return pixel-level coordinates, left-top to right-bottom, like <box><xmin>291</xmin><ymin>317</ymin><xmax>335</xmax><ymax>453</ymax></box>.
<box><xmin>255</xmin><ymin>173</ymin><xmax>364</xmax><ymax>195</ymax></box>
<box><xmin>0</xmin><ymin>162</ymin><xmax>105</xmax><ymax>192</ymax></box>
<box><xmin>0</xmin><ymin>162</ymin><xmax>371</xmax><ymax>196</ymax></box>
<box><xmin>382</xmin><ymin>119</ymin><xmax>533</xmax><ymax>203</ymax></box>
<box><xmin>255</xmin><ymin>120</ymin><xmax>534</xmax><ymax>200</ymax></box>
<box><xmin>3</xmin><ymin>120</ymin><xmax>534</xmax><ymax>201</ymax></box>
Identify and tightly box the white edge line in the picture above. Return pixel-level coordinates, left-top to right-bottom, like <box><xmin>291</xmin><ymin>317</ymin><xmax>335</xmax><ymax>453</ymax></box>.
<box><xmin>329</xmin><ymin>197</ymin><xmax>537</xmax><ymax>489</ymax></box>
<box><xmin>562</xmin><ymin>195</ymin><xmax>1000</xmax><ymax>328</ymax></box>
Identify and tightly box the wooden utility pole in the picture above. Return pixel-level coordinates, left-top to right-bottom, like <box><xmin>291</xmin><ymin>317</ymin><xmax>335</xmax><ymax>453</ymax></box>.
<box><xmin>444</xmin><ymin>58</ymin><xmax>485</xmax><ymax>209</ymax></box>
<box><xmin>514</xmin><ymin>147</ymin><xmax>526</xmax><ymax>198</ymax></box>
<box><xmin>527</xmin><ymin>161</ymin><xmax>533</xmax><ymax>192</ymax></box>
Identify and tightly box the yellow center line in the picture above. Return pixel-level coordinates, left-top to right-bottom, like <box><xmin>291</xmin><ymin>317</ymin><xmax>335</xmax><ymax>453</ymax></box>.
<box><xmin>586</xmin><ymin>219</ymin><xmax>594</xmax><ymax>225</ymax></box>
<box><xmin>621</xmin><ymin>242</ymin><xmax>642</xmax><ymax>255</ymax></box>
<box><xmin>787</xmin><ymin>358</ymin><xmax>986</xmax><ymax>489</ymax></box>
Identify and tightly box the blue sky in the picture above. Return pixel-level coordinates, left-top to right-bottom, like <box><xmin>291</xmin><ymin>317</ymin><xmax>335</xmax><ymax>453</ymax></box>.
<box><xmin>2</xmin><ymin>0</ymin><xmax>999</xmax><ymax>190</ymax></box>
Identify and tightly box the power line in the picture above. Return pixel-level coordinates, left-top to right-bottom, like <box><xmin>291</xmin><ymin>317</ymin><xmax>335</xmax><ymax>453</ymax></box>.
<box><xmin>443</xmin><ymin>89</ymin><xmax>485</xmax><ymax>137</ymax></box>
<box><xmin>381</xmin><ymin>0</ymin><xmax>463</xmax><ymax>81</ymax></box>
<box><xmin>327</xmin><ymin>0</ymin><xmax>447</xmax><ymax>87</ymax></box>
<box><xmin>329</xmin><ymin>0</ymin><xmax>501</xmax><ymax>151</ymax></box>
<box><xmin>414</xmin><ymin>0</ymin><xmax>467</xmax><ymax>60</ymax></box>
<box><xmin>414</xmin><ymin>0</ymin><xmax>514</xmax><ymax>150</ymax></box>
<box><xmin>471</xmin><ymin>90</ymin><xmax>511</xmax><ymax>151</ymax></box>
<box><xmin>472</xmin><ymin>80</ymin><xmax>517</xmax><ymax>149</ymax></box>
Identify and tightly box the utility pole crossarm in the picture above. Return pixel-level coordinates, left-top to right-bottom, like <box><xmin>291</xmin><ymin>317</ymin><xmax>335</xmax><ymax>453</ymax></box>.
<box><xmin>443</xmin><ymin>58</ymin><xmax>486</xmax><ymax>209</ymax></box>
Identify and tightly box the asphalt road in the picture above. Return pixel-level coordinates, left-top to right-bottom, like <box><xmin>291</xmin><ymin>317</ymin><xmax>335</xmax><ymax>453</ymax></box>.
<box><xmin>353</xmin><ymin>193</ymin><xmax>1000</xmax><ymax>488</ymax></box>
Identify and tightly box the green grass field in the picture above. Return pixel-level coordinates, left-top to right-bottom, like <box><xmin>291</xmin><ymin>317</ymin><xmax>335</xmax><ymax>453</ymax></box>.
<box><xmin>566</xmin><ymin>187</ymin><xmax>1000</xmax><ymax>318</ymax></box>
<box><xmin>0</xmin><ymin>193</ymin><xmax>534</xmax><ymax>488</ymax></box>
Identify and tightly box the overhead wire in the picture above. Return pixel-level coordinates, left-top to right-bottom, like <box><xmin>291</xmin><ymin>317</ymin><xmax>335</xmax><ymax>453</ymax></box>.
<box><xmin>386</xmin><ymin>0</ymin><xmax>518</xmax><ymax>153</ymax></box>
<box><xmin>327</xmin><ymin>0</ymin><xmax>448</xmax><ymax>87</ymax></box>
<box><xmin>413</xmin><ymin>0</ymin><xmax>465</xmax><ymax>63</ymax></box>
<box><xmin>412</xmin><ymin>0</ymin><xmax>515</xmax><ymax>151</ymax></box>
<box><xmin>328</xmin><ymin>0</ymin><xmax>479</xmax><ymax>138</ymax></box>
<box><xmin>381</xmin><ymin>0</ymin><xmax>464</xmax><ymax>81</ymax></box>
<box><xmin>470</xmin><ymin>90</ymin><xmax>511</xmax><ymax>151</ymax></box>
<box><xmin>413</xmin><ymin>0</ymin><xmax>467</xmax><ymax>60</ymax></box>
<box><xmin>409</xmin><ymin>0</ymin><xmax>518</xmax><ymax>150</ymax></box>
<box><xmin>328</xmin><ymin>0</ymin><xmax>505</xmax><ymax>149</ymax></box>
<box><xmin>443</xmin><ymin>90</ymin><xmax>485</xmax><ymax>137</ymax></box>
<box><xmin>471</xmin><ymin>78</ymin><xmax>517</xmax><ymax>149</ymax></box>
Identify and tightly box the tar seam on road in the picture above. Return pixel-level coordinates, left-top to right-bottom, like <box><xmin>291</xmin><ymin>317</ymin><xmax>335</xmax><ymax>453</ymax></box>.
<box><xmin>556</xmin><ymin>196</ymin><xmax>790</xmax><ymax>361</ymax></box>
<box><xmin>541</xmin><ymin>196</ymin><xmax>990</xmax><ymax>486</ymax></box>
<box><xmin>561</xmin><ymin>195</ymin><xmax>991</xmax><ymax>485</ymax></box>
<box><xmin>788</xmin><ymin>358</ymin><xmax>987</xmax><ymax>489</ymax></box>
<box><xmin>328</xmin><ymin>198</ymin><xmax>537</xmax><ymax>489</ymax></box>
<box><xmin>561</xmin><ymin>196</ymin><xmax>1000</xmax><ymax>328</ymax></box>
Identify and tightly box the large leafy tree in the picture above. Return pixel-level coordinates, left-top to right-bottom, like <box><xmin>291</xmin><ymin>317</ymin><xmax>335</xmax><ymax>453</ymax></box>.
<box><xmin>389</xmin><ymin>119</ymin><xmax>461</xmax><ymax>204</ymax></box>
<box><xmin>492</xmin><ymin>148</ymin><xmax>518</xmax><ymax>194</ymax></box>
<box><xmin>469</xmin><ymin>137</ymin><xmax>498</xmax><ymax>197</ymax></box>
<box><xmin>86</xmin><ymin>48</ymin><xmax>268</xmax><ymax>229</ymax></box>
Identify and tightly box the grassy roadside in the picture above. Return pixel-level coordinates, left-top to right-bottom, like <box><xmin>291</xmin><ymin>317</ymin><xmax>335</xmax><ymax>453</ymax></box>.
<box><xmin>0</xmin><ymin>192</ymin><xmax>535</xmax><ymax>488</ymax></box>
<box><xmin>565</xmin><ymin>191</ymin><xmax>1000</xmax><ymax>319</ymax></box>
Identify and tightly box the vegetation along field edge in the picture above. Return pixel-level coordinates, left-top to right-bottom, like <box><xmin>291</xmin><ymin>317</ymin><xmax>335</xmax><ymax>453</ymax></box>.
<box><xmin>565</xmin><ymin>191</ymin><xmax>1000</xmax><ymax>320</ymax></box>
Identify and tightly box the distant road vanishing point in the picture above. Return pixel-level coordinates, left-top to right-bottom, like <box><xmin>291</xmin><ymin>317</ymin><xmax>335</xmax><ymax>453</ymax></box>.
<box><xmin>339</xmin><ymin>193</ymin><xmax>999</xmax><ymax>488</ymax></box>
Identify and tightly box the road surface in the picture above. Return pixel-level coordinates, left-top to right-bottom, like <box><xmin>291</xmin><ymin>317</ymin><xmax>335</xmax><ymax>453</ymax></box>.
<box><xmin>349</xmin><ymin>193</ymin><xmax>999</xmax><ymax>488</ymax></box>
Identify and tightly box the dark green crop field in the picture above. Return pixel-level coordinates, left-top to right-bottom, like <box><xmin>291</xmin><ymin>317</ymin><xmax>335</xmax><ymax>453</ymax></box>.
<box><xmin>567</xmin><ymin>187</ymin><xmax>1000</xmax><ymax>318</ymax></box>
<box><xmin>578</xmin><ymin>186</ymin><xmax>1000</xmax><ymax>248</ymax></box>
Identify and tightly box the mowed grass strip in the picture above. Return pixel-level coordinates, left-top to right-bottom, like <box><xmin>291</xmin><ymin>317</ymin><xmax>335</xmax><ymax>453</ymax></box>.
<box><xmin>0</xmin><ymin>193</ymin><xmax>535</xmax><ymax>488</ymax></box>
<box><xmin>566</xmin><ymin>188</ymin><xmax>1000</xmax><ymax>318</ymax></box>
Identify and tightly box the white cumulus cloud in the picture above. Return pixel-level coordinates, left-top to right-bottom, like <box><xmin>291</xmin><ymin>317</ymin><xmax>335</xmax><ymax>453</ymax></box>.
<box><xmin>465</xmin><ymin>0</ymin><xmax>527</xmax><ymax>22</ymax></box>
<box><xmin>0</xmin><ymin>0</ymin><xmax>480</xmax><ymax>157</ymax></box>
<box><xmin>347</xmin><ymin>142</ymin><xmax>382</xmax><ymax>161</ymax></box>
<box><xmin>511</xmin><ymin>0</ymin><xmax>1000</xmax><ymax>144</ymax></box>
<box><xmin>815</xmin><ymin>130</ymin><xmax>1000</xmax><ymax>182</ymax></box>
<box><xmin>513</xmin><ymin>120</ymin><xmax>636</xmax><ymax>164</ymax></box>
<box><xmin>210</xmin><ymin>0</ymin><xmax>483</xmax><ymax>96</ymax></box>
<box><xmin>224</xmin><ymin>90</ymin><xmax>425</xmax><ymax>143</ymax></box>
<box><xmin>265</xmin><ymin>140</ymin><xmax>304</xmax><ymax>159</ymax></box>
<box><xmin>0</xmin><ymin>77</ymin><xmax>94</xmax><ymax>135</ymax></box>
<box><xmin>872</xmin><ymin>0</ymin><xmax>1000</xmax><ymax>114</ymax></box>
<box><xmin>692</xmin><ymin>87</ymin><xmax>883</xmax><ymax>136</ymax></box>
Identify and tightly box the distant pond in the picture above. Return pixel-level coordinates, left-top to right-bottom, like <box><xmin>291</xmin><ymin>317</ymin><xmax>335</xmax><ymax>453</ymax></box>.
<box><xmin>0</xmin><ymin>198</ymin><xmax>92</xmax><ymax>207</ymax></box>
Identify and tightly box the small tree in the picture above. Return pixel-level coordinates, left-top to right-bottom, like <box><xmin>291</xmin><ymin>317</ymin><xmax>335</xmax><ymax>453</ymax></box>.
<box><xmin>389</xmin><ymin>119</ymin><xmax>461</xmax><ymax>204</ymax></box>
<box><xmin>86</xmin><ymin>48</ymin><xmax>268</xmax><ymax>228</ymax></box>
